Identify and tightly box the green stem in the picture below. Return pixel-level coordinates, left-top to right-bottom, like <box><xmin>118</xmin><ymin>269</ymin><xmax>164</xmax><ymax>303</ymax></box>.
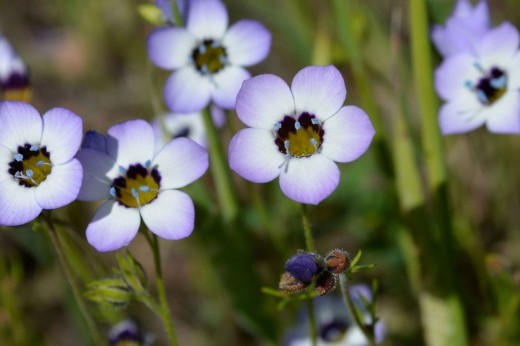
<box><xmin>339</xmin><ymin>275</ymin><xmax>376</xmax><ymax>346</ymax></box>
<box><xmin>300</xmin><ymin>203</ymin><xmax>314</xmax><ymax>252</ymax></box>
<box><xmin>43</xmin><ymin>214</ymin><xmax>104</xmax><ymax>346</ymax></box>
<box><xmin>170</xmin><ymin>0</ymin><xmax>183</xmax><ymax>26</ymax></box>
<box><xmin>300</xmin><ymin>203</ymin><xmax>317</xmax><ymax>346</ymax></box>
<box><xmin>146</xmin><ymin>232</ymin><xmax>179</xmax><ymax>346</ymax></box>
<box><xmin>201</xmin><ymin>107</ymin><xmax>239</xmax><ymax>223</ymax></box>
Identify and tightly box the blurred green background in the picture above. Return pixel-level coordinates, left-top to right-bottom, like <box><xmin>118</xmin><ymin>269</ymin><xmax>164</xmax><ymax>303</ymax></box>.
<box><xmin>1</xmin><ymin>0</ymin><xmax>520</xmax><ymax>345</ymax></box>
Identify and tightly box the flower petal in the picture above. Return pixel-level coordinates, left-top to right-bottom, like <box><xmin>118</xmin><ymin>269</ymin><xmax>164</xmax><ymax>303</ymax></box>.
<box><xmin>186</xmin><ymin>0</ymin><xmax>228</xmax><ymax>39</ymax></box>
<box><xmin>211</xmin><ymin>66</ymin><xmax>250</xmax><ymax>109</ymax></box>
<box><xmin>485</xmin><ymin>92</ymin><xmax>520</xmax><ymax>134</ymax></box>
<box><xmin>76</xmin><ymin>149</ymin><xmax>117</xmax><ymax>201</ymax></box>
<box><xmin>0</xmin><ymin>101</ymin><xmax>42</xmax><ymax>151</ymax></box>
<box><xmin>86</xmin><ymin>200</ymin><xmax>141</xmax><ymax>252</ymax></box>
<box><xmin>141</xmin><ymin>190</ymin><xmax>194</xmax><ymax>240</ymax></box>
<box><xmin>107</xmin><ymin>119</ymin><xmax>155</xmax><ymax>167</ymax></box>
<box><xmin>279</xmin><ymin>154</ymin><xmax>340</xmax><ymax>205</ymax></box>
<box><xmin>153</xmin><ymin>137</ymin><xmax>208</xmax><ymax>189</ymax></box>
<box><xmin>0</xmin><ymin>179</ymin><xmax>41</xmax><ymax>226</ymax></box>
<box><xmin>164</xmin><ymin>67</ymin><xmax>212</xmax><ymax>113</ymax></box>
<box><xmin>34</xmin><ymin>159</ymin><xmax>82</xmax><ymax>209</ymax></box>
<box><xmin>434</xmin><ymin>54</ymin><xmax>479</xmax><ymax>101</ymax></box>
<box><xmin>228</xmin><ymin>128</ymin><xmax>284</xmax><ymax>183</ymax></box>
<box><xmin>477</xmin><ymin>22</ymin><xmax>519</xmax><ymax>60</ymax></box>
<box><xmin>320</xmin><ymin>106</ymin><xmax>375</xmax><ymax>163</ymax></box>
<box><xmin>235</xmin><ymin>74</ymin><xmax>295</xmax><ymax>129</ymax></box>
<box><xmin>147</xmin><ymin>27</ymin><xmax>196</xmax><ymax>70</ymax></box>
<box><xmin>223</xmin><ymin>20</ymin><xmax>271</xmax><ymax>66</ymax></box>
<box><xmin>438</xmin><ymin>95</ymin><xmax>485</xmax><ymax>135</ymax></box>
<box><xmin>40</xmin><ymin>108</ymin><xmax>83</xmax><ymax>164</ymax></box>
<box><xmin>291</xmin><ymin>65</ymin><xmax>346</xmax><ymax>119</ymax></box>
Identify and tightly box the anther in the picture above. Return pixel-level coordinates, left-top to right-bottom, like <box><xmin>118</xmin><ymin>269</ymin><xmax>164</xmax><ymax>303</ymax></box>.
<box><xmin>109</xmin><ymin>187</ymin><xmax>117</xmax><ymax>197</ymax></box>
<box><xmin>310</xmin><ymin>138</ymin><xmax>318</xmax><ymax>149</ymax></box>
<box><xmin>295</xmin><ymin>121</ymin><xmax>301</xmax><ymax>130</ymax></box>
<box><xmin>118</xmin><ymin>166</ymin><xmax>126</xmax><ymax>175</ymax></box>
<box><xmin>200</xmin><ymin>65</ymin><xmax>209</xmax><ymax>75</ymax></box>
<box><xmin>36</xmin><ymin>160</ymin><xmax>44</xmax><ymax>167</ymax></box>
<box><xmin>144</xmin><ymin>160</ymin><xmax>151</xmax><ymax>169</ymax></box>
<box><xmin>14</xmin><ymin>153</ymin><xmax>23</xmax><ymax>161</ymax></box>
<box><xmin>311</xmin><ymin>118</ymin><xmax>319</xmax><ymax>125</ymax></box>
<box><xmin>473</xmin><ymin>62</ymin><xmax>485</xmax><ymax>73</ymax></box>
<box><xmin>198</xmin><ymin>43</ymin><xmax>206</xmax><ymax>54</ymax></box>
<box><xmin>464</xmin><ymin>80</ymin><xmax>473</xmax><ymax>89</ymax></box>
<box><xmin>131</xmin><ymin>188</ymin><xmax>139</xmax><ymax>198</ymax></box>
<box><xmin>273</xmin><ymin>123</ymin><xmax>282</xmax><ymax>131</ymax></box>
<box><xmin>29</xmin><ymin>145</ymin><xmax>39</xmax><ymax>152</ymax></box>
<box><xmin>491</xmin><ymin>75</ymin><xmax>507</xmax><ymax>89</ymax></box>
<box><xmin>25</xmin><ymin>169</ymin><xmax>34</xmax><ymax>178</ymax></box>
<box><xmin>139</xmin><ymin>185</ymin><xmax>150</xmax><ymax>192</ymax></box>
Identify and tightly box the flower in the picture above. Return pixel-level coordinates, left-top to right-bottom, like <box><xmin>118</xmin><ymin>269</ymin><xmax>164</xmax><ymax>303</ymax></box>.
<box><xmin>76</xmin><ymin>119</ymin><xmax>208</xmax><ymax>252</ymax></box>
<box><xmin>228</xmin><ymin>65</ymin><xmax>375</xmax><ymax>205</ymax></box>
<box><xmin>284</xmin><ymin>286</ymin><xmax>386</xmax><ymax>346</ymax></box>
<box><xmin>109</xmin><ymin>319</ymin><xmax>154</xmax><ymax>346</ymax></box>
<box><xmin>0</xmin><ymin>34</ymin><xmax>30</xmax><ymax>101</ymax></box>
<box><xmin>151</xmin><ymin>104</ymin><xmax>225</xmax><ymax>149</ymax></box>
<box><xmin>0</xmin><ymin>101</ymin><xmax>83</xmax><ymax>226</ymax></box>
<box><xmin>431</xmin><ymin>0</ymin><xmax>491</xmax><ymax>57</ymax></box>
<box><xmin>435</xmin><ymin>23</ymin><xmax>520</xmax><ymax>134</ymax></box>
<box><xmin>147</xmin><ymin>0</ymin><xmax>271</xmax><ymax>113</ymax></box>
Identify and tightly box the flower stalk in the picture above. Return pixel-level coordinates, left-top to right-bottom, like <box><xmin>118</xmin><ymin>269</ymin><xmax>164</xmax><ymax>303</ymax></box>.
<box><xmin>300</xmin><ymin>203</ymin><xmax>317</xmax><ymax>346</ymax></box>
<box><xmin>201</xmin><ymin>107</ymin><xmax>239</xmax><ymax>223</ymax></box>
<box><xmin>43</xmin><ymin>214</ymin><xmax>104</xmax><ymax>346</ymax></box>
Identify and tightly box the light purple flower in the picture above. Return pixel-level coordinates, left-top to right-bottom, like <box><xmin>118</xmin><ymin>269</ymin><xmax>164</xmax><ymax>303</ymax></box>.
<box><xmin>284</xmin><ymin>286</ymin><xmax>386</xmax><ymax>346</ymax></box>
<box><xmin>147</xmin><ymin>0</ymin><xmax>271</xmax><ymax>113</ymax></box>
<box><xmin>151</xmin><ymin>104</ymin><xmax>225</xmax><ymax>149</ymax></box>
<box><xmin>228</xmin><ymin>65</ymin><xmax>375</xmax><ymax>205</ymax></box>
<box><xmin>0</xmin><ymin>101</ymin><xmax>83</xmax><ymax>226</ymax></box>
<box><xmin>431</xmin><ymin>0</ymin><xmax>491</xmax><ymax>57</ymax></box>
<box><xmin>76</xmin><ymin>119</ymin><xmax>208</xmax><ymax>252</ymax></box>
<box><xmin>0</xmin><ymin>34</ymin><xmax>30</xmax><ymax>101</ymax></box>
<box><xmin>435</xmin><ymin>23</ymin><xmax>520</xmax><ymax>134</ymax></box>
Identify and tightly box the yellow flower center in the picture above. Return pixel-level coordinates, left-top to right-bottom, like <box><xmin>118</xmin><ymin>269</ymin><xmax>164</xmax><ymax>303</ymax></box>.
<box><xmin>111</xmin><ymin>162</ymin><xmax>161</xmax><ymax>208</ymax></box>
<box><xmin>274</xmin><ymin>113</ymin><xmax>324</xmax><ymax>158</ymax></box>
<box><xmin>191</xmin><ymin>39</ymin><xmax>227</xmax><ymax>75</ymax></box>
<box><xmin>8</xmin><ymin>144</ymin><xmax>52</xmax><ymax>187</ymax></box>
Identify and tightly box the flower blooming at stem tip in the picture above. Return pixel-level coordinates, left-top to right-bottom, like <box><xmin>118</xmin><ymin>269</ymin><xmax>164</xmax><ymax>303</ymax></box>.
<box><xmin>147</xmin><ymin>0</ymin><xmax>272</xmax><ymax>113</ymax></box>
<box><xmin>0</xmin><ymin>101</ymin><xmax>83</xmax><ymax>226</ymax></box>
<box><xmin>228</xmin><ymin>65</ymin><xmax>375</xmax><ymax>205</ymax></box>
<box><xmin>76</xmin><ymin>119</ymin><xmax>208</xmax><ymax>252</ymax></box>
<box><xmin>435</xmin><ymin>22</ymin><xmax>520</xmax><ymax>134</ymax></box>
<box><xmin>0</xmin><ymin>34</ymin><xmax>31</xmax><ymax>101</ymax></box>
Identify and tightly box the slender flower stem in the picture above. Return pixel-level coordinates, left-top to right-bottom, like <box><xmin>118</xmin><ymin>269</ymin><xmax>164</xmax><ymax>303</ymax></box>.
<box><xmin>300</xmin><ymin>203</ymin><xmax>315</xmax><ymax>252</ymax></box>
<box><xmin>170</xmin><ymin>0</ymin><xmax>183</xmax><ymax>26</ymax></box>
<box><xmin>201</xmin><ymin>107</ymin><xmax>239</xmax><ymax>223</ymax></box>
<box><xmin>339</xmin><ymin>274</ymin><xmax>376</xmax><ymax>346</ymax></box>
<box><xmin>300</xmin><ymin>203</ymin><xmax>317</xmax><ymax>346</ymax></box>
<box><xmin>43</xmin><ymin>214</ymin><xmax>104</xmax><ymax>346</ymax></box>
<box><xmin>146</xmin><ymin>232</ymin><xmax>179</xmax><ymax>346</ymax></box>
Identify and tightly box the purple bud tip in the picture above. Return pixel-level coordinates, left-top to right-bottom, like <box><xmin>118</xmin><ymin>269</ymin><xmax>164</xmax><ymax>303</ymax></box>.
<box><xmin>284</xmin><ymin>253</ymin><xmax>319</xmax><ymax>284</ymax></box>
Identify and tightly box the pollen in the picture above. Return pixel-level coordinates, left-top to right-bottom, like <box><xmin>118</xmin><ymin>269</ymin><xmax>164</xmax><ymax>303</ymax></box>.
<box><xmin>111</xmin><ymin>163</ymin><xmax>161</xmax><ymax>208</ymax></box>
<box><xmin>191</xmin><ymin>39</ymin><xmax>228</xmax><ymax>75</ymax></box>
<box><xmin>274</xmin><ymin>112</ymin><xmax>324</xmax><ymax>158</ymax></box>
<box><xmin>8</xmin><ymin>144</ymin><xmax>52</xmax><ymax>187</ymax></box>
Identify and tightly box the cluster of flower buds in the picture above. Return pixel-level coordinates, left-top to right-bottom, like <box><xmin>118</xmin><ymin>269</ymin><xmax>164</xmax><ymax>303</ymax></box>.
<box><xmin>279</xmin><ymin>249</ymin><xmax>350</xmax><ymax>296</ymax></box>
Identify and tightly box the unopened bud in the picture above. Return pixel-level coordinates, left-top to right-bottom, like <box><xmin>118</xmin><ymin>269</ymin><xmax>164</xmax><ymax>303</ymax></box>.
<box><xmin>85</xmin><ymin>278</ymin><xmax>132</xmax><ymax>308</ymax></box>
<box><xmin>279</xmin><ymin>272</ymin><xmax>308</xmax><ymax>294</ymax></box>
<box><xmin>315</xmin><ymin>272</ymin><xmax>336</xmax><ymax>296</ymax></box>
<box><xmin>325</xmin><ymin>249</ymin><xmax>350</xmax><ymax>274</ymax></box>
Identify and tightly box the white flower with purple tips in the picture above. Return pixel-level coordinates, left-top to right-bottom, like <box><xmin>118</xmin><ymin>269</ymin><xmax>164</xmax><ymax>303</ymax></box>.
<box><xmin>435</xmin><ymin>23</ymin><xmax>520</xmax><ymax>134</ymax></box>
<box><xmin>0</xmin><ymin>101</ymin><xmax>83</xmax><ymax>226</ymax></box>
<box><xmin>147</xmin><ymin>0</ymin><xmax>271</xmax><ymax>112</ymax></box>
<box><xmin>76</xmin><ymin>119</ymin><xmax>208</xmax><ymax>252</ymax></box>
<box><xmin>228</xmin><ymin>65</ymin><xmax>375</xmax><ymax>205</ymax></box>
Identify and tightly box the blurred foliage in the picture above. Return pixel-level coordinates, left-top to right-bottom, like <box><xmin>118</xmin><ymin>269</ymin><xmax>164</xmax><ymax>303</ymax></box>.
<box><xmin>1</xmin><ymin>0</ymin><xmax>520</xmax><ymax>345</ymax></box>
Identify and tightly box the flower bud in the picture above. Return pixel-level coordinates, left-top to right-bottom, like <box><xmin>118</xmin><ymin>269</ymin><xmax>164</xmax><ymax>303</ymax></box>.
<box><xmin>116</xmin><ymin>251</ymin><xmax>147</xmax><ymax>294</ymax></box>
<box><xmin>325</xmin><ymin>249</ymin><xmax>350</xmax><ymax>275</ymax></box>
<box><xmin>85</xmin><ymin>278</ymin><xmax>132</xmax><ymax>308</ymax></box>
<box><xmin>315</xmin><ymin>272</ymin><xmax>336</xmax><ymax>296</ymax></box>
<box><xmin>284</xmin><ymin>253</ymin><xmax>321</xmax><ymax>284</ymax></box>
<box><xmin>279</xmin><ymin>272</ymin><xmax>308</xmax><ymax>294</ymax></box>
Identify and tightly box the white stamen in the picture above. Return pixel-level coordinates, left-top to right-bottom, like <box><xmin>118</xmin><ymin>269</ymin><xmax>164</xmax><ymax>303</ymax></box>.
<box><xmin>14</xmin><ymin>171</ymin><xmax>24</xmax><ymax>179</ymax></box>
<box><xmin>490</xmin><ymin>75</ymin><xmax>507</xmax><ymax>89</ymax></box>
<box><xmin>144</xmin><ymin>160</ymin><xmax>152</xmax><ymax>168</ymax></box>
<box><xmin>473</xmin><ymin>62</ymin><xmax>485</xmax><ymax>73</ymax></box>
<box><xmin>36</xmin><ymin>160</ymin><xmax>44</xmax><ymax>167</ymax></box>
<box><xmin>198</xmin><ymin>43</ymin><xmax>206</xmax><ymax>53</ymax></box>
<box><xmin>118</xmin><ymin>166</ymin><xmax>126</xmax><ymax>175</ymax></box>
<box><xmin>464</xmin><ymin>80</ymin><xmax>473</xmax><ymax>90</ymax></box>
<box><xmin>25</xmin><ymin>169</ymin><xmax>34</xmax><ymax>178</ymax></box>
<box><xmin>139</xmin><ymin>185</ymin><xmax>150</xmax><ymax>192</ymax></box>
<box><xmin>311</xmin><ymin>118</ymin><xmax>319</xmax><ymax>125</ymax></box>
<box><xmin>109</xmin><ymin>187</ymin><xmax>117</xmax><ymax>197</ymax></box>
<box><xmin>284</xmin><ymin>140</ymin><xmax>290</xmax><ymax>151</ymax></box>
<box><xmin>477</xmin><ymin>90</ymin><xmax>489</xmax><ymax>104</ymax></box>
<box><xmin>14</xmin><ymin>153</ymin><xmax>23</xmax><ymax>161</ymax></box>
<box><xmin>200</xmin><ymin>65</ymin><xmax>209</xmax><ymax>75</ymax></box>
<box><xmin>295</xmin><ymin>121</ymin><xmax>301</xmax><ymax>130</ymax></box>
<box><xmin>310</xmin><ymin>138</ymin><xmax>317</xmax><ymax>149</ymax></box>
<box><xmin>29</xmin><ymin>145</ymin><xmax>39</xmax><ymax>152</ymax></box>
<box><xmin>273</xmin><ymin>123</ymin><xmax>282</xmax><ymax>131</ymax></box>
<box><xmin>131</xmin><ymin>187</ymin><xmax>139</xmax><ymax>198</ymax></box>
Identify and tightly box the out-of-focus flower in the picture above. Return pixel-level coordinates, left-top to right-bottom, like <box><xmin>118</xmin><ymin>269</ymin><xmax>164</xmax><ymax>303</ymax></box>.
<box><xmin>0</xmin><ymin>35</ymin><xmax>30</xmax><ymax>102</ymax></box>
<box><xmin>0</xmin><ymin>101</ymin><xmax>83</xmax><ymax>226</ymax></box>
<box><xmin>284</xmin><ymin>286</ymin><xmax>386</xmax><ymax>346</ymax></box>
<box><xmin>431</xmin><ymin>0</ymin><xmax>491</xmax><ymax>57</ymax></box>
<box><xmin>147</xmin><ymin>0</ymin><xmax>271</xmax><ymax>112</ymax></box>
<box><xmin>151</xmin><ymin>104</ymin><xmax>225</xmax><ymax>149</ymax></box>
<box><xmin>76</xmin><ymin>119</ymin><xmax>208</xmax><ymax>252</ymax></box>
<box><xmin>229</xmin><ymin>65</ymin><xmax>375</xmax><ymax>205</ymax></box>
<box><xmin>435</xmin><ymin>23</ymin><xmax>520</xmax><ymax>134</ymax></box>
<box><xmin>109</xmin><ymin>319</ymin><xmax>154</xmax><ymax>346</ymax></box>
